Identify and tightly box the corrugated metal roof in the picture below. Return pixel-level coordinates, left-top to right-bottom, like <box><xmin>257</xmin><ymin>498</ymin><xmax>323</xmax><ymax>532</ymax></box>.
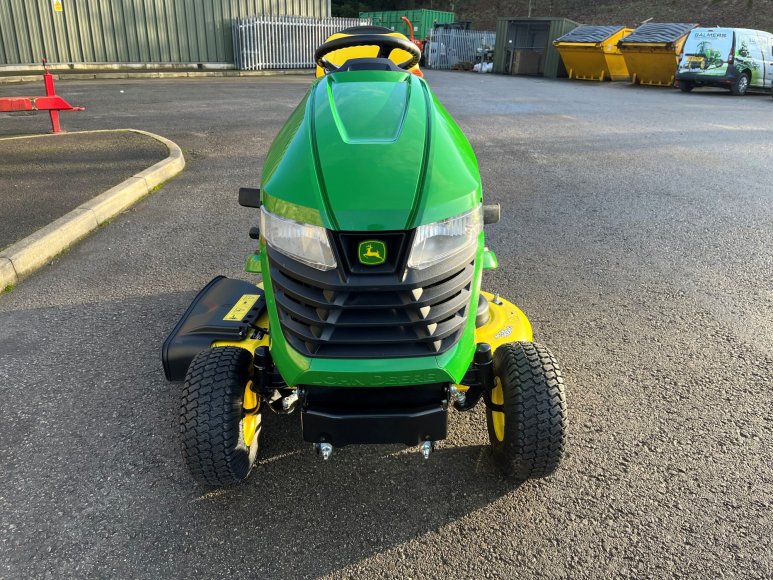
<box><xmin>555</xmin><ymin>25</ymin><xmax>626</xmax><ymax>44</ymax></box>
<box><xmin>619</xmin><ymin>23</ymin><xmax>697</xmax><ymax>44</ymax></box>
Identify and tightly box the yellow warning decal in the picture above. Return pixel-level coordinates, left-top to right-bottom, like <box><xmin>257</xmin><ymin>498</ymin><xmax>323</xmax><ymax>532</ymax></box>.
<box><xmin>223</xmin><ymin>294</ymin><xmax>260</xmax><ymax>322</ymax></box>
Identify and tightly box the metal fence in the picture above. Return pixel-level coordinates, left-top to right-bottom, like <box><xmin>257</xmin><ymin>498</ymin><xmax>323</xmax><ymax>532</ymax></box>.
<box><xmin>233</xmin><ymin>16</ymin><xmax>368</xmax><ymax>70</ymax></box>
<box><xmin>425</xmin><ymin>29</ymin><xmax>496</xmax><ymax>70</ymax></box>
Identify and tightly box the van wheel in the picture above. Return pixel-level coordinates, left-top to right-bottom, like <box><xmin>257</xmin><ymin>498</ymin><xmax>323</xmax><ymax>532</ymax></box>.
<box><xmin>730</xmin><ymin>73</ymin><xmax>750</xmax><ymax>96</ymax></box>
<box><xmin>679</xmin><ymin>81</ymin><xmax>694</xmax><ymax>93</ymax></box>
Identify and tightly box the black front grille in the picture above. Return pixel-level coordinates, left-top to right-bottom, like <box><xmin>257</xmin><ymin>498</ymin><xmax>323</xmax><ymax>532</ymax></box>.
<box><xmin>267</xmin><ymin>235</ymin><xmax>475</xmax><ymax>358</ymax></box>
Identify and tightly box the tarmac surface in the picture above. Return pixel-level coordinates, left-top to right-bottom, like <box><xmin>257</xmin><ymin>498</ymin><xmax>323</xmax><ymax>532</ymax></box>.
<box><xmin>1</xmin><ymin>73</ymin><xmax>772</xmax><ymax>578</ymax></box>
<box><xmin>0</xmin><ymin>131</ymin><xmax>167</xmax><ymax>249</ymax></box>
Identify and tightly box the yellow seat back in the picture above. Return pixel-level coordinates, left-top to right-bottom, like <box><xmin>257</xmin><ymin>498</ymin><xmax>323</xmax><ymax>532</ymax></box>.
<box><xmin>315</xmin><ymin>30</ymin><xmax>422</xmax><ymax>78</ymax></box>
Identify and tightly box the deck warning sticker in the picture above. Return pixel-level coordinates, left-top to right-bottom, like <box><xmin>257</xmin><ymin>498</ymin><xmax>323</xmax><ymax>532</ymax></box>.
<box><xmin>223</xmin><ymin>294</ymin><xmax>260</xmax><ymax>321</ymax></box>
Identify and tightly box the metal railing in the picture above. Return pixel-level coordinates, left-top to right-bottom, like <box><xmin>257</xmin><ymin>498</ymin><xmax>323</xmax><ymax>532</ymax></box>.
<box><xmin>233</xmin><ymin>16</ymin><xmax>369</xmax><ymax>70</ymax></box>
<box><xmin>425</xmin><ymin>29</ymin><xmax>496</xmax><ymax>70</ymax></box>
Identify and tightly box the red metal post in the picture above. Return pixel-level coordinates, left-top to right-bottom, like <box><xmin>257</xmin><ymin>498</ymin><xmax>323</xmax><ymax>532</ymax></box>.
<box><xmin>48</xmin><ymin>110</ymin><xmax>62</xmax><ymax>133</ymax></box>
<box><xmin>43</xmin><ymin>70</ymin><xmax>56</xmax><ymax>96</ymax></box>
<box><xmin>42</xmin><ymin>59</ymin><xmax>62</xmax><ymax>133</ymax></box>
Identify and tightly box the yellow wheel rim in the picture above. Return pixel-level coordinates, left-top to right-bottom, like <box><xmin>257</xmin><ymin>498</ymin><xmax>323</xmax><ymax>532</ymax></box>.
<box><xmin>491</xmin><ymin>377</ymin><xmax>505</xmax><ymax>442</ymax></box>
<box><xmin>242</xmin><ymin>381</ymin><xmax>260</xmax><ymax>445</ymax></box>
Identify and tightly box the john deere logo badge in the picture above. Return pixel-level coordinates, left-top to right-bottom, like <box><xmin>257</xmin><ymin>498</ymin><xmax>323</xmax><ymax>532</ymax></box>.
<box><xmin>358</xmin><ymin>240</ymin><xmax>386</xmax><ymax>265</ymax></box>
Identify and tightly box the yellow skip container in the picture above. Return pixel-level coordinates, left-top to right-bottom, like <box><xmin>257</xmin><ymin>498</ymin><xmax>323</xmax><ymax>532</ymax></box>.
<box><xmin>618</xmin><ymin>22</ymin><xmax>697</xmax><ymax>86</ymax></box>
<box><xmin>554</xmin><ymin>25</ymin><xmax>634</xmax><ymax>81</ymax></box>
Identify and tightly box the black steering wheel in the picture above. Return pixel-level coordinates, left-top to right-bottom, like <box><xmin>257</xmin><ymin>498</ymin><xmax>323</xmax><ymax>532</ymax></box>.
<box><xmin>315</xmin><ymin>34</ymin><xmax>422</xmax><ymax>73</ymax></box>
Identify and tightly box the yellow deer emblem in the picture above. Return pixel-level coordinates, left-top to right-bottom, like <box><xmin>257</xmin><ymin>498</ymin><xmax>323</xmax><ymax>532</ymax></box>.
<box><xmin>358</xmin><ymin>240</ymin><xmax>387</xmax><ymax>265</ymax></box>
<box><xmin>363</xmin><ymin>244</ymin><xmax>383</xmax><ymax>260</ymax></box>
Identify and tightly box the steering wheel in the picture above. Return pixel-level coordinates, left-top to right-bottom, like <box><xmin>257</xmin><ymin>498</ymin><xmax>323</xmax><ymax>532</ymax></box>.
<box><xmin>315</xmin><ymin>34</ymin><xmax>422</xmax><ymax>73</ymax></box>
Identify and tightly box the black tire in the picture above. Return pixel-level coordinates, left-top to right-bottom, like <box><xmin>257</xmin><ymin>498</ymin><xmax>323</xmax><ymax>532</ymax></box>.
<box><xmin>180</xmin><ymin>347</ymin><xmax>261</xmax><ymax>486</ymax></box>
<box><xmin>679</xmin><ymin>81</ymin><xmax>694</xmax><ymax>93</ymax></box>
<box><xmin>730</xmin><ymin>73</ymin><xmax>750</xmax><ymax>96</ymax></box>
<box><xmin>486</xmin><ymin>342</ymin><xmax>566</xmax><ymax>479</ymax></box>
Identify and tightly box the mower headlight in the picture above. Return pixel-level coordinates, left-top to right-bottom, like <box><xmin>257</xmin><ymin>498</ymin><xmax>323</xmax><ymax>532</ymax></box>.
<box><xmin>407</xmin><ymin>205</ymin><xmax>482</xmax><ymax>270</ymax></box>
<box><xmin>260</xmin><ymin>207</ymin><xmax>337</xmax><ymax>271</ymax></box>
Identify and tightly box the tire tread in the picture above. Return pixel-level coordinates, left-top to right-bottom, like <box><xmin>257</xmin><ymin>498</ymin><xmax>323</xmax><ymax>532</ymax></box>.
<box><xmin>488</xmin><ymin>342</ymin><xmax>567</xmax><ymax>479</ymax></box>
<box><xmin>180</xmin><ymin>347</ymin><xmax>255</xmax><ymax>486</ymax></box>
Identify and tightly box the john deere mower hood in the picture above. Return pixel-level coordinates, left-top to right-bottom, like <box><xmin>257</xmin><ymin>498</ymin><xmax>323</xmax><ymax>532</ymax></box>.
<box><xmin>260</xmin><ymin>70</ymin><xmax>482</xmax><ymax>231</ymax></box>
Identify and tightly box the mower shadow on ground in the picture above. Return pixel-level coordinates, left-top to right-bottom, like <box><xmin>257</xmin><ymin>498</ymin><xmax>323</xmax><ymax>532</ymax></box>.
<box><xmin>178</xmin><ymin>364</ymin><xmax>528</xmax><ymax>577</ymax></box>
<box><xmin>191</xmin><ymin>414</ymin><xmax>526</xmax><ymax>576</ymax></box>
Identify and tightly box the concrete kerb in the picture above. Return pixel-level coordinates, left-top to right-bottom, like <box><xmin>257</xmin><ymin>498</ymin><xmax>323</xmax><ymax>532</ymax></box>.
<box><xmin>0</xmin><ymin>258</ymin><xmax>16</xmax><ymax>290</ymax></box>
<box><xmin>0</xmin><ymin>129</ymin><xmax>185</xmax><ymax>291</ymax></box>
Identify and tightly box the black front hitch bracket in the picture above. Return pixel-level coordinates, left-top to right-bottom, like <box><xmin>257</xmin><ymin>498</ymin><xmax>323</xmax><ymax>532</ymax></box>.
<box><xmin>453</xmin><ymin>342</ymin><xmax>502</xmax><ymax>412</ymax></box>
<box><xmin>251</xmin><ymin>346</ymin><xmax>296</xmax><ymax>413</ymax></box>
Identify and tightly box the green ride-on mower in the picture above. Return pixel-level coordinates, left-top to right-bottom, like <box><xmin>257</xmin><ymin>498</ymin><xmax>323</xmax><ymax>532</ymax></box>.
<box><xmin>162</xmin><ymin>27</ymin><xmax>567</xmax><ymax>487</ymax></box>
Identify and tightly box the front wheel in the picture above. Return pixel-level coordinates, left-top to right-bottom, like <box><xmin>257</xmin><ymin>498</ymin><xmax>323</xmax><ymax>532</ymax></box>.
<box><xmin>730</xmin><ymin>73</ymin><xmax>750</xmax><ymax>96</ymax></box>
<box><xmin>487</xmin><ymin>342</ymin><xmax>567</xmax><ymax>479</ymax></box>
<box><xmin>180</xmin><ymin>347</ymin><xmax>262</xmax><ymax>486</ymax></box>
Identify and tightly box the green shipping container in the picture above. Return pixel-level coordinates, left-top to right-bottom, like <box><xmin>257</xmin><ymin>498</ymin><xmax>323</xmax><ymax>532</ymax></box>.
<box><xmin>359</xmin><ymin>9</ymin><xmax>455</xmax><ymax>40</ymax></box>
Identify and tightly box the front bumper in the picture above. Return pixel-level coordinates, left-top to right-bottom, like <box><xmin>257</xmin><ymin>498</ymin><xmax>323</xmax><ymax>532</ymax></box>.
<box><xmin>301</xmin><ymin>384</ymin><xmax>448</xmax><ymax>446</ymax></box>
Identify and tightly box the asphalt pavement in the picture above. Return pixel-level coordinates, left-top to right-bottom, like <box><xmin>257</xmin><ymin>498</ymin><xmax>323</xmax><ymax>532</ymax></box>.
<box><xmin>0</xmin><ymin>131</ymin><xmax>167</xmax><ymax>249</ymax></box>
<box><xmin>0</xmin><ymin>73</ymin><xmax>771</xmax><ymax>578</ymax></box>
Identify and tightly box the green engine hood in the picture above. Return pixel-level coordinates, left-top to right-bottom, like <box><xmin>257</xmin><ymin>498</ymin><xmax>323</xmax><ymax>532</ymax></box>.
<box><xmin>261</xmin><ymin>70</ymin><xmax>482</xmax><ymax>231</ymax></box>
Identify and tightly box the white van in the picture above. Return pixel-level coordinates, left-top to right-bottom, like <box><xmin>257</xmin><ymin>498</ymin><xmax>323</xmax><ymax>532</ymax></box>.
<box><xmin>675</xmin><ymin>28</ymin><xmax>773</xmax><ymax>95</ymax></box>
